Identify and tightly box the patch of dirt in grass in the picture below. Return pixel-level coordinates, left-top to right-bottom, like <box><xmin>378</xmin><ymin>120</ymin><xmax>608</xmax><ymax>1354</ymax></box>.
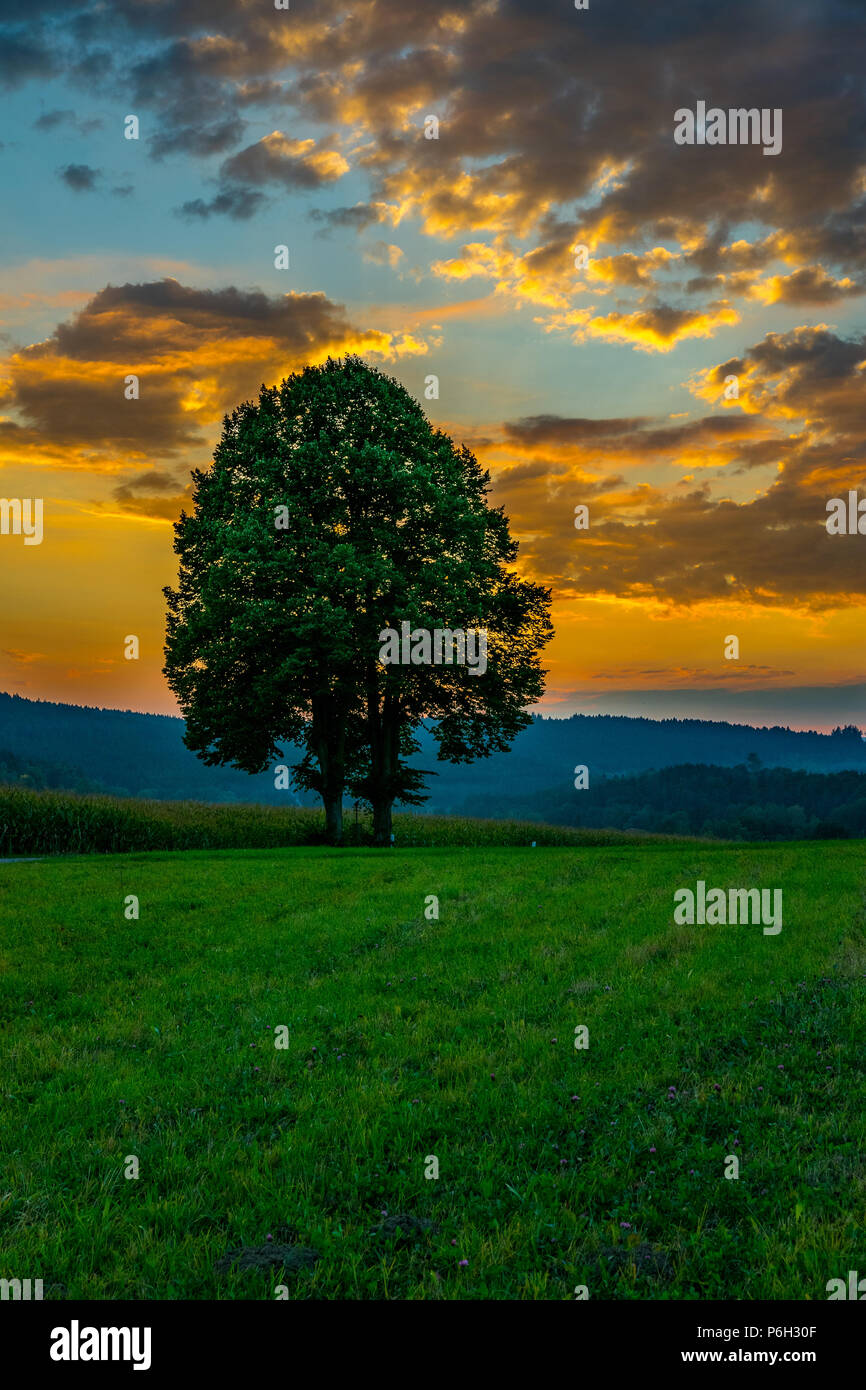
<box><xmin>837</xmin><ymin>941</ymin><xmax>866</xmax><ymax>978</ymax></box>
<box><xmin>598</xmin><ymin>1242</ymin><xmax>673</xmax><ymax>1280</ymax></box>
<box><xmin>626</xmin><ymin>928</ymin><xmax>695</xmax><ymax>966</ymax></box>
<box><xmin>804</xmin><ymin>1149</ymin><xmax>865</xmax><ymax>1190</ymax></box>
<box><xmin>215</xmin><ymin>1244</ymin><xmax>318</xmax><ymax>1275</ymax></box>
<box><xmin>370</xmin><ymin>1213</ymin><xmax>437</xmax><ymax>1243</ymax></box>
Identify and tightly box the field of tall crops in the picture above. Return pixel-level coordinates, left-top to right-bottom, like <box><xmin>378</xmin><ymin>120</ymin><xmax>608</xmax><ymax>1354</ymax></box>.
<box><xmin>0</xmin><ymin>784</ymin><xmax>692</xmax><ymax>856</ymax></box>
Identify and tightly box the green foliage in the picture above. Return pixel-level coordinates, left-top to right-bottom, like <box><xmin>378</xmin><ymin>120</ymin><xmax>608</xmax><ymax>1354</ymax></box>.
<box><xmin>0</xmin><ymin>842</ymin><xmax>862</xmax><ymax>1299</ymax></box>
<box><xmin>163</xmin><ymin>356</ymin><xmax>552</xmax><ymax>840</ymax></box>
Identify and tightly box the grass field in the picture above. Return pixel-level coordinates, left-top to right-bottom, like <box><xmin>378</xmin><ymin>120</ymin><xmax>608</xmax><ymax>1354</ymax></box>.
<box><xmin>0</xmin><ymin>842</ymin><xmax>864</xmax><ymax>1300</ymax></box>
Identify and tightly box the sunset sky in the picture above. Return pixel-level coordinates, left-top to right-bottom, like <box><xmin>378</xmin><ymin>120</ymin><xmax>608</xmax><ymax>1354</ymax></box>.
<box><xmin>1</xmin><ymin>0</ymin><xmax>864</xmax><ymax>730</ymax></box>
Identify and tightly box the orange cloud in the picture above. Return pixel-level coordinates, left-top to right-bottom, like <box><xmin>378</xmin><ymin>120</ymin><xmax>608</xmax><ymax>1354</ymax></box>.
<box><xmin>747</xmin><ymin>265</ymin><xmax>864</xmax><ymax>305</ymax></box>
<box><xmin>551</xmin><ymin>301</ymin><xmax>740</xmax><ymax>353</ymax></box>
<box><xmin>0</xmin><ymin>280</ymin><xmax>430</xmax><ymax>485</ymax></box>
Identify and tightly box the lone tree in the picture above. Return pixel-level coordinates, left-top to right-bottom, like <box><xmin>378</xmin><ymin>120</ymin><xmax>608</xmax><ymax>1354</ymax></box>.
<box><xmin>164</xmin><ymin>356</ymin><xmax>552</xmax><ymax>845</ymax></box>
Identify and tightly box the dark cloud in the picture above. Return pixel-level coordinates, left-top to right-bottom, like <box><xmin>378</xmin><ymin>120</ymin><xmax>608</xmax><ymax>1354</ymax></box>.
<box><xmin>115</xmin><ymin>468</ymin><xmax>178</xmax><ymax>494</ymax></box>
<box><xmin>627</xmin><ymin>415</ymin><xmax>771</xmax><ymax>457</ymax></box>
<box><xmin>68</xmin><ymin>48</ymin><xmax>114</xmax><ymax>84</ymax></box>
<box><xmin>26</xmin><ymin>278</ymin><xmax>365</xmax><ymax>364</ymax></box>
<box><xmin>34</xmin><ymin>108</ymin><xmax>74</xmax><ymax>130</ymax></box>
<box><xmin>235</xmin><ymin>79</ymin><xmax>291</xmax><ymax>107</ymax></box>
<box><xmin>1</xmin><ymin>277</ymin><xmax>408</xmax><ymax>456</ymax></box>
<box><xmin>504</xmin><ymin>415</ymin><xmax>653</xmax><ymax>445</ymax></box>
<box><xmin>703</xmin><ymin>327</ymin><xmax>866</xmax><ymax>432</ymax></box>
<box><xmin>149</xmin><ymin>112</ymin><xmax>246</xmax><ymax>161</ymax></box>
<box><xmin>177</xmin><ymin>186</ymin><xmax>267</xmax><ymax>220</ymax></box>
<box><xmin>6</xmin><ymin>373</ymin><xmax>202</xmax><ymax>453</ymax></box>
<box><xmin>685</xmin><ymin>233</ymin><xmax>782</xmax><ymax>277</ymax></box>
<box><xmin>127</xmin><ymin>36</ymin><xmax>250</xmax><ymax>159</ymax></box>
<box><xmin>58</xmin><ymin>163</ymin><xmax>101</xmax><ymax>191</ymax></box>
<box><xmin>178</xmin><ymin>133</ymin><xmax>350</xmax><ymax>218</ymax></box>
<box><xmin>0</xmin><ymin>30</ymin><xmax>55</xmax><ymax>88</ymax></box>
<box><xmin>500</xmin><ymin>408</ymin><xmax>780</xmax><ymax>476</ymax></box>
<box><xmin>753</xmin><ymin>265</ymin><xmax>865</xmax><ymax>305</ymax></box>
<box><xmin>0</xmin><ymin>1</ymin><xmax>70</xmax><ymax>16</ymax></box>
<box><xmin>220</xmin><ymin>133</ymin><xmax>347</xmax><ymax>190</ymax></box>
<box><xmin>308</xmin><ymin>203</ymin><xmax>383</xmax><ymax>232</ymax></box>
<box><xmin>35</xmin><ymin>108</ymin><xmax>102</xmax><ymax>134</ymax></box>
<box><xmin>112</xmin><ymin>468</ymin><xmax>191</xmax><ymax>518</ymax></box>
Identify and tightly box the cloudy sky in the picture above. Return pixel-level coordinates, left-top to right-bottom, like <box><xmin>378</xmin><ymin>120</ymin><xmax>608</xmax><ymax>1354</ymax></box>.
<box><xmin>1</xmin><ymin>0</ymin><xmax>864</xmax><ymax>729</ymax></box>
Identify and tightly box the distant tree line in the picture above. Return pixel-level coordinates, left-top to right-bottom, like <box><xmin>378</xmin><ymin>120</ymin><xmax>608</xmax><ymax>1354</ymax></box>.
<box><xmin>456</xmin><ymin>760</ymin><xmax>866</xmax><ymax>840</ymax></box>
<box><xmin>0</xmin><ymin>748</ymin><xmax>103</xmax><ymax>796</ymax></box>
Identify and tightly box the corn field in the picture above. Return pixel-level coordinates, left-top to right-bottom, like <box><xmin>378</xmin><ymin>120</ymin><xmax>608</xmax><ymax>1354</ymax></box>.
<box><xmin>0</xmin><ymin>784</ymin><xmax>689</xmax><ymax>856</ymax></box>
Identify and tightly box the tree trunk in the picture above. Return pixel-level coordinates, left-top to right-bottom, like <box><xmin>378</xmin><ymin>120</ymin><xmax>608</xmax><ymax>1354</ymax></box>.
<box><xmin>324</xmin><ymin>791</ymin><xmax>343</xmax><ymax>846</ymax></box>
<box><xmin>367</xmin><ymin>666</ymin><xmax>399</xmax><ymax>846</ymax></box>
<box><xmin>311</xmin><ymin>685</ymin><xmax>345</xmax><ymax>846</ymax></box>
<box><xmin>372</xmin><ymin>796</ymin><xmax>392</xmax><ymax>847</ymax></box>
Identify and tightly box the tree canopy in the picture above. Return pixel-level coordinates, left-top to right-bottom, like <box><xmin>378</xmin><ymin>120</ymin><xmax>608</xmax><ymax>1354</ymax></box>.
<box><xmin>164</xmin><ymin>355</ymin><xmax>553</xmax><ymax>843</ymax></box>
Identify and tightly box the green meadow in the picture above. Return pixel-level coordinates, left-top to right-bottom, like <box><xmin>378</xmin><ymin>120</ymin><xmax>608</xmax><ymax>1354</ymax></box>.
<box><xmin>0</xmin><ymin>841</ymin><xmax>863</xmax><ymax>1300</ymax></box>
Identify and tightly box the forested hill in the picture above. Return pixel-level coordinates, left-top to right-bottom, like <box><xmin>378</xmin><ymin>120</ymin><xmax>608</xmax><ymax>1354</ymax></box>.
<box><xmin>0</xmin><ymin>690</ymin><xmax>864</xmax><ymax>808</ymax></box>
<box><xmin>0</xmin><ymin>692</ymin><xmax>289</xmax><ymax>804</ymax></box>
<box><xmin>427</xmin><ymin>710</ymin><xmax>866</xmax><ymax>813</ymax></box>
<box><xmin>455</xmin><ymin>762</ymin><xmax>866</xmax><ymax>841</ymax></box>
